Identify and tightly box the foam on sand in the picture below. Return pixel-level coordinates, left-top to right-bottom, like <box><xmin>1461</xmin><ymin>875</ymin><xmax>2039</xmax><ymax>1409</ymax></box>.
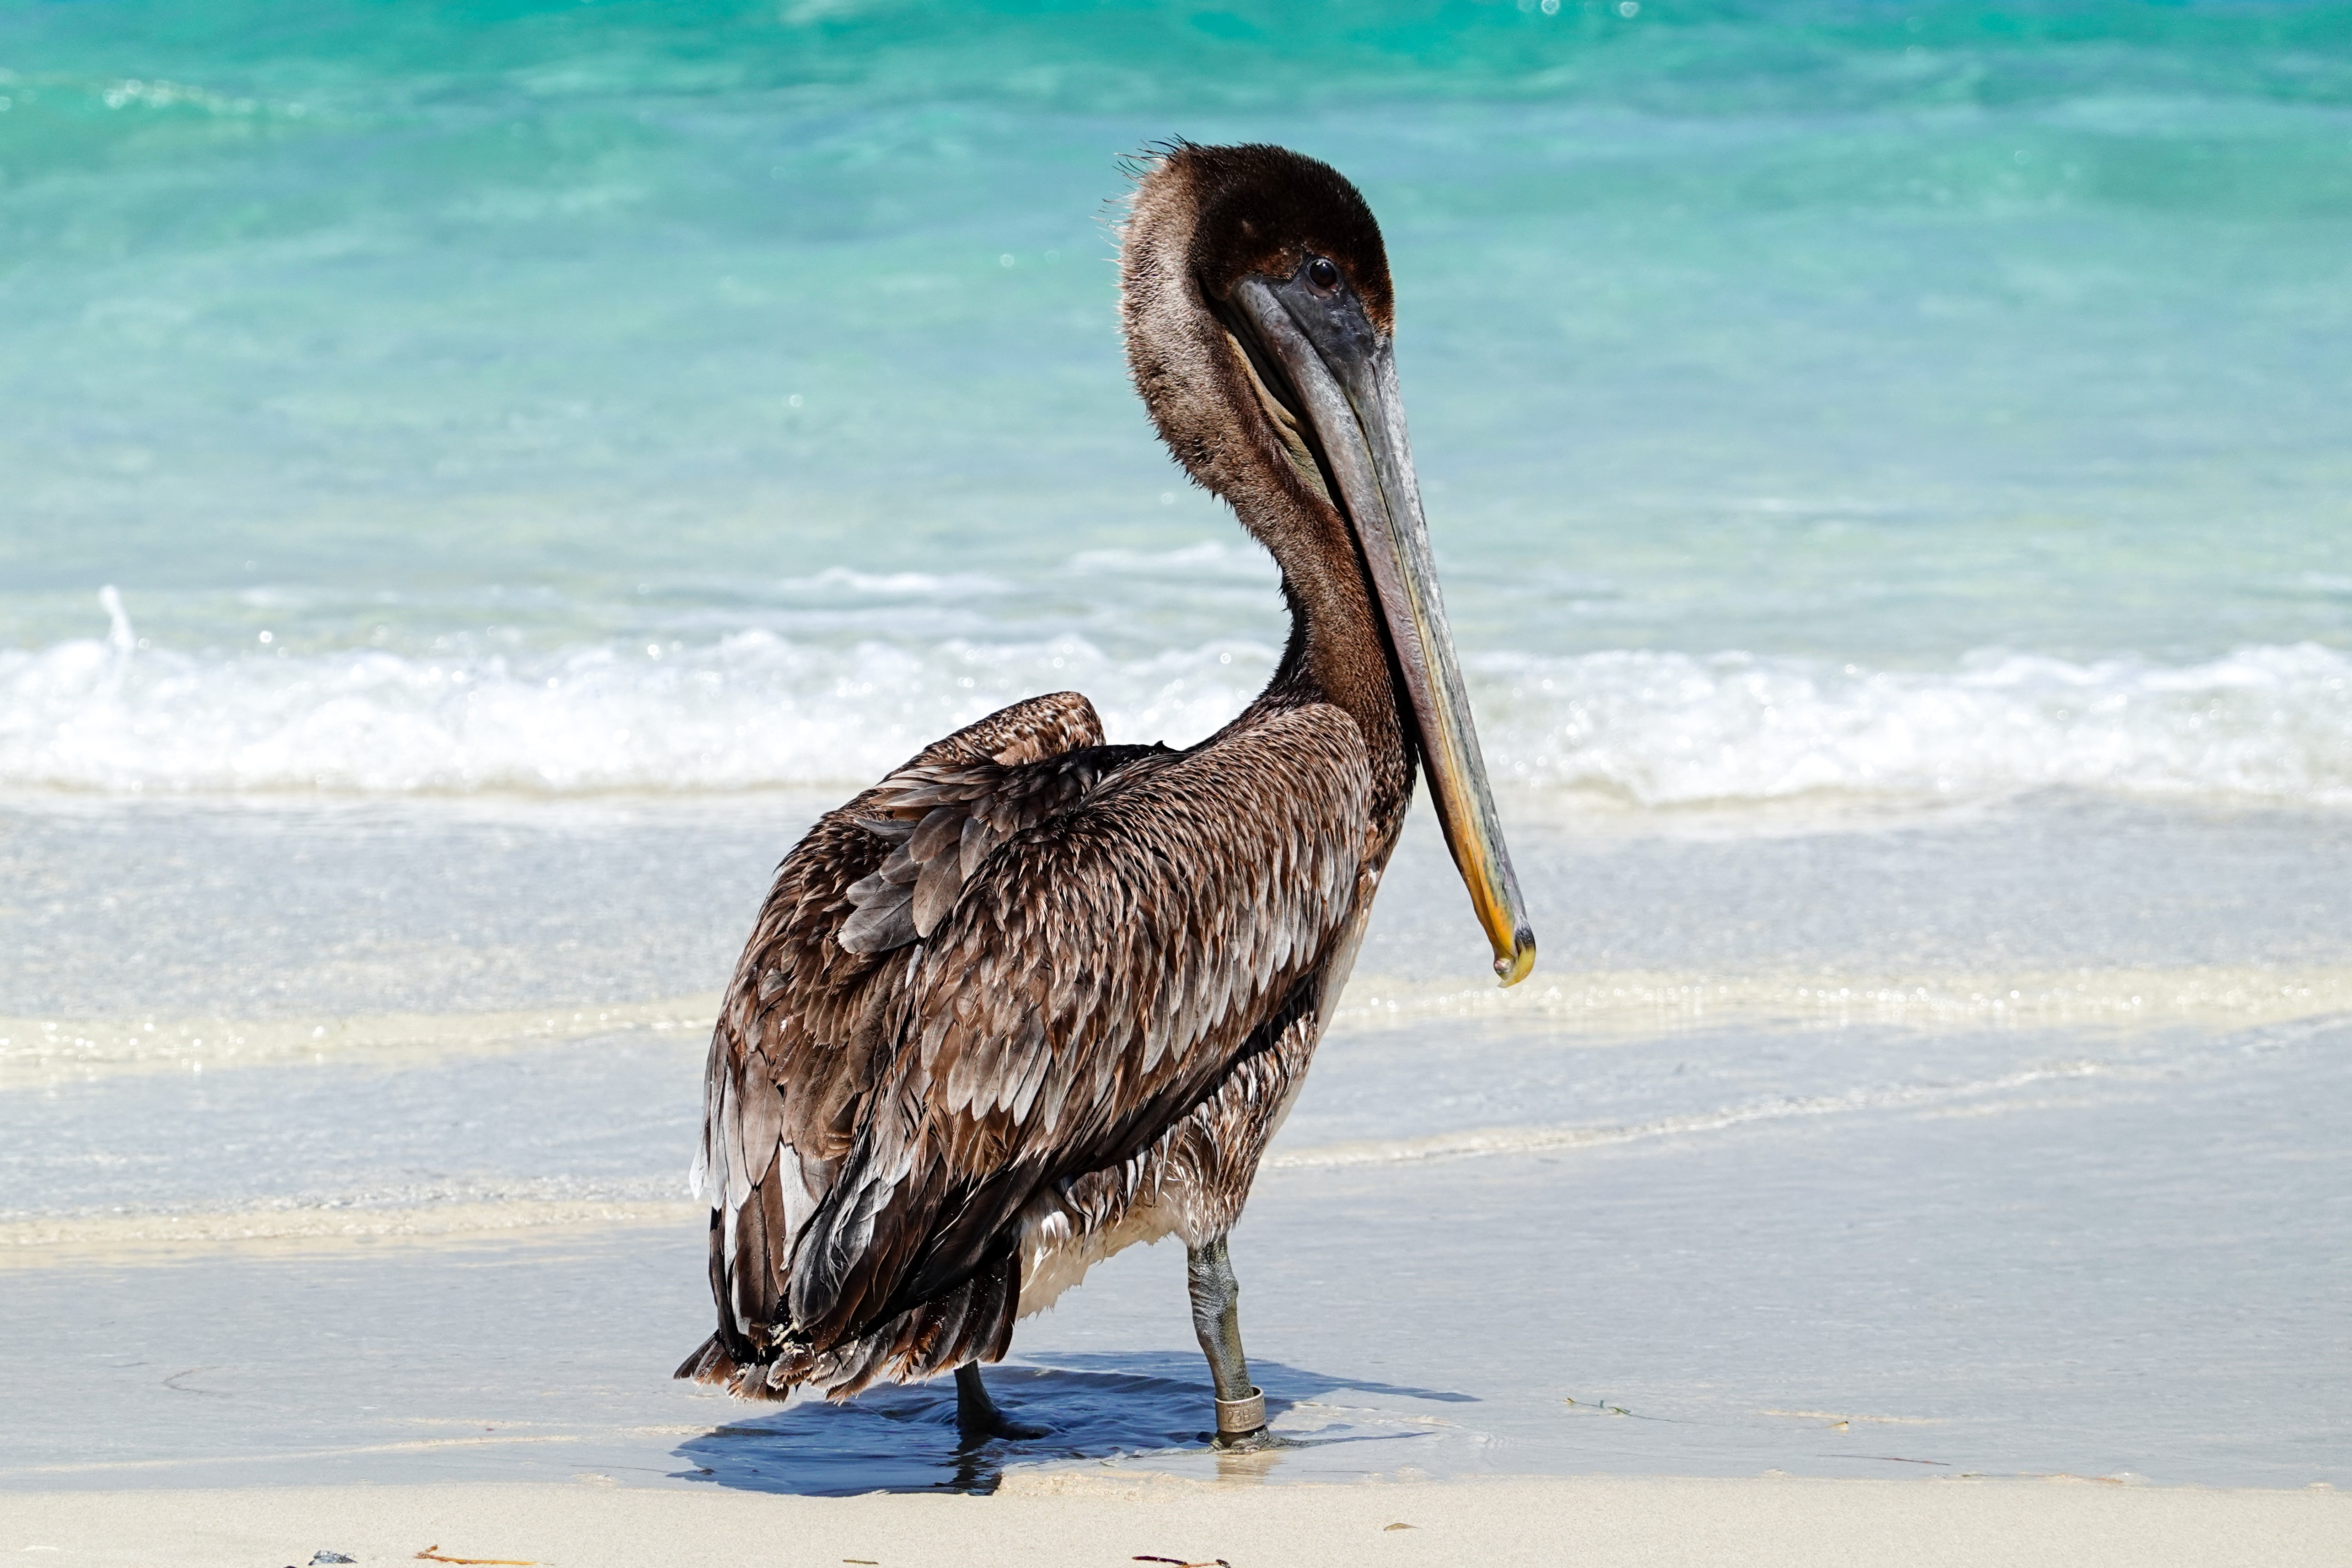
<box><xmin>0</xmin><ymin>996</ymin><xmax>721</xmax><ymax>1090</ymax></box>
<box><xmin>12</xmin><ymin>962</ymin><xmax>2344</xmax><ymax>1091</ymax></box>
<box><xmin>0</xmin><ymin>1192</ymin><xmax>701</xmax><ymax>1268</ymax></box>
<box><xmin>1320</xmin><ymin>963</ymin><xmax>2352</xmax><ymax>1041</ymax></box>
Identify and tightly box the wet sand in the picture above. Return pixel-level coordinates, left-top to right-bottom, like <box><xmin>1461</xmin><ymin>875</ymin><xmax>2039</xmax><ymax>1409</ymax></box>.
<box><xmin>5</xmin><ymin>792</ymin><xmax>2348</xmax><ymax>1500</ymax></box>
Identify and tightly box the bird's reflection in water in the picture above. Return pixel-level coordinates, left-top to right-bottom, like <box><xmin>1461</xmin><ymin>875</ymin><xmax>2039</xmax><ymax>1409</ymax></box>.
<box><xmin>672</xmin><ymin>1353</ymin><xmax>1475</xmax><ymax>1496</ymax></box>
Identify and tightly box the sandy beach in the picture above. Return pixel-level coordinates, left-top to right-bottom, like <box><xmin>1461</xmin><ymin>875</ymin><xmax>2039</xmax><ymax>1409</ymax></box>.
<box><xmin>10</xmin><ymin>1476</ymin><xmax>2350</xmax><ymax>1568</ymax></box>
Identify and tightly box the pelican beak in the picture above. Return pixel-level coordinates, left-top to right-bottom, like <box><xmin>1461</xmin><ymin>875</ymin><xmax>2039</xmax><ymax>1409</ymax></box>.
<box><xmin>1229</xmin><ymin>271</ymin><xmax>1536</xmax><ymax>986</ymax></box>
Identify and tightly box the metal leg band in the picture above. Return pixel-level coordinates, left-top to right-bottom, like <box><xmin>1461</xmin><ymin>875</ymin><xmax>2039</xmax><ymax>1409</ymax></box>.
<box><xmin>1214</xmin><ymin>1387</ymin><xmax>1266</xmax><ymax>1434</ymax></box>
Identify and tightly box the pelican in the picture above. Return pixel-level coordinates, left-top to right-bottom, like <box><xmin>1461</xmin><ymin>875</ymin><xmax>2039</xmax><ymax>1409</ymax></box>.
<box><xmin>677</xmin><ymin>141</ymin><xmax>1536</xmax><ymax>1449</ymax></box>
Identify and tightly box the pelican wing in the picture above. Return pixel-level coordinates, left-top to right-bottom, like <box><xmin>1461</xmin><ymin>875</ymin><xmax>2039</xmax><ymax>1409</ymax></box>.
<box><xmin>838</xmin><ymin>744</ymin><xmax>1162</xmax><ymax>956</ymax></box>
<box><xmin>692</xmin><ymin>691</ymin><xmax>1109</xmax><ymax>1354</ymax></box>
<box><xmin>786</xmin><ymin>702</ymin><xmax>1373</xmax><ymax>1348</ymax></box>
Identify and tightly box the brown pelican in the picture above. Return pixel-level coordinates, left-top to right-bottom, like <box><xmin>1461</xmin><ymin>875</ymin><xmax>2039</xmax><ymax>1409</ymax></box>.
<box><xmin>676</xmin><ymin>141</ymin><xmax>1535</xmax><ymax>1449</ymax></box>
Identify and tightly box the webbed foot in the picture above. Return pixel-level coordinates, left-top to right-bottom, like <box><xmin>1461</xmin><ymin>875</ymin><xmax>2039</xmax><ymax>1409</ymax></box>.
<box><xmin>1210</xmin><ymin>1423</ymin><xmax>1289</xmax><ymax>1452</ymax></box>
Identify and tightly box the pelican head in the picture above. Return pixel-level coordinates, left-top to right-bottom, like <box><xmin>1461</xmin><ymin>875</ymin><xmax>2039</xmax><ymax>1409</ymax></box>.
<box><xmin>1122</xmin><ymin>141</ymin><xmax>1536</xmax><ymax>987</ymax></box>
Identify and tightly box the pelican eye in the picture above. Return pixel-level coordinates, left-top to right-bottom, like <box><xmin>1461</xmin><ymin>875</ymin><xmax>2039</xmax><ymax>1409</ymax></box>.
<box><xmin>1305</xmin><ymin>256</ymin><xmax>1340</xmax><ymax>293</ymax></box>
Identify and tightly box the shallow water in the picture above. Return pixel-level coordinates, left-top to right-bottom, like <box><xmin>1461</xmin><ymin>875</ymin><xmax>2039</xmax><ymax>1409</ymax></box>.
<box><xmin>3</xmin><ymin>0</ymin><xmax>2347</xmax><ymax>1498</ymax></box>
<box><xmin>5</xmin><ymin>999</ymin><xmax>2345</xmax><ymax>1492</ymax></box>
<box><xmin>3</xmin><ymin>794</ymin><xmax>2347</xmax><ymax>1490</ymax></box>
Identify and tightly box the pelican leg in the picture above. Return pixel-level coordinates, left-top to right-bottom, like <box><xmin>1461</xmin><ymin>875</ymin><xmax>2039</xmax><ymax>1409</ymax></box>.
<box><xmin>955</xmin><ymin>1362</ymin><xmax>1047</xmax><ymax>1441</ymax></box>
<box><xmin>1187</xmin><ymin>1235</ymin><xmax>1272</xmax><ymax>1449</ymax></box>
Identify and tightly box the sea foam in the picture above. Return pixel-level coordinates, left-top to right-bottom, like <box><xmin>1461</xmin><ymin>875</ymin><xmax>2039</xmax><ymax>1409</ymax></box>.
<box><xmin>0</xmin><ymin>605</ymin><xmax>1272</xmax><ymax>795</ymax></box>
<box><xmin>5</xmin><ymin>601</ymin><xmax>2347</xmax><ymax>804</ymax></box>
<box><xmin>1473</xmin><ymin>643</ymin><xmax>2352</xmax><ymax>806</ymax></box>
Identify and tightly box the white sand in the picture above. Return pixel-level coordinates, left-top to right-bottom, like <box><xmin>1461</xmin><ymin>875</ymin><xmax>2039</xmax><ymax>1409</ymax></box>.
<box><xmin>5</xmin><ymin>1477</ymin><xmax>2345</xmax><ymax>1568</ymax></box>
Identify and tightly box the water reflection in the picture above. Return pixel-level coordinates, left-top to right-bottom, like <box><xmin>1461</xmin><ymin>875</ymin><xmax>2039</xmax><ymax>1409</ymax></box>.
<box><xmin>672</xmin><ymin>1353</ymin><xmax>1476</xmax><ymax>1496</ymax></box>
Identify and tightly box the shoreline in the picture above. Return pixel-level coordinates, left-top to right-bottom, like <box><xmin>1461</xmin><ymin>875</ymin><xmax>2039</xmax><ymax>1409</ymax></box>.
<box><xmin>7</xmin><ymin>1475</ymin><xmax>2346</xmax><ymax>1568</ymax></box>
<box><xmin>9</xmin><ymin>797</ymin><xmax>2346</xmax><ymax>1501</ymax></box>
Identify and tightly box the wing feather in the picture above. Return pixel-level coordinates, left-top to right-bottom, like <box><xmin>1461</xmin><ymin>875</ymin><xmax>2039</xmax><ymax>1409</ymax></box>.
<box><xmin>694</xmin><ymin>691</ymin><xmax>1108</xmax><ymax>1355</ymax></box>
<box><xmin>788</xmin><ymin>703</ymin><xmax>1372</xmax><ymax>1344</ymax></box>
<box><xmin>740</xmin><ymin>1050</ymin><xmax>784</xmax><ymax>1189</ymax></box>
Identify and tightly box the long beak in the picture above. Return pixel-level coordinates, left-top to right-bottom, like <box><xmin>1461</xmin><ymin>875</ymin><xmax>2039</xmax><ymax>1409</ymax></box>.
<box><xmin>1230</xmin><ymin>273</ymin><xmax>1536</xmax><ymax>986</ymax></box>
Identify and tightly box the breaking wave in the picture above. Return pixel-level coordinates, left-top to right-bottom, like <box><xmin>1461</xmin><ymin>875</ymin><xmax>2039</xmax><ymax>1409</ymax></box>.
<box><xmin>0</xmin><ymin>591</ymin><xmax>1273</xmax><ymax>795</ymax></box>
<box><xmin>1473</xmin><ymin>642</ymin><xmax>2352</xmax><ymax>807</ymax></box>
<box><xmin>4</xmin><ymin>592</ymin><xmax>2347</xmax><ymax>804</ymax></box>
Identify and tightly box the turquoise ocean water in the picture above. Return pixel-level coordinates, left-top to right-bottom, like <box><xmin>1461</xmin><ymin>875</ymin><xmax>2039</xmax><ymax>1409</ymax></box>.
<box><xmin>3</xmin><ymin>0</ymin><xmax>2348</xmax><ymax>804</ymax></box>
<box><xmin>5</xmin><ymin>2</ymin><xmax>2352</xmax><ymax>1497</ymax></box>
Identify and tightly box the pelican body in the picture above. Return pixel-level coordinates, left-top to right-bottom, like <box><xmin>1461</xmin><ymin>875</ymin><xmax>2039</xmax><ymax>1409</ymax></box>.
<box><xmin>677</xmin><ymin>142</ymin><xmax>1535</xmax><ymax>1445</ymax></box>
